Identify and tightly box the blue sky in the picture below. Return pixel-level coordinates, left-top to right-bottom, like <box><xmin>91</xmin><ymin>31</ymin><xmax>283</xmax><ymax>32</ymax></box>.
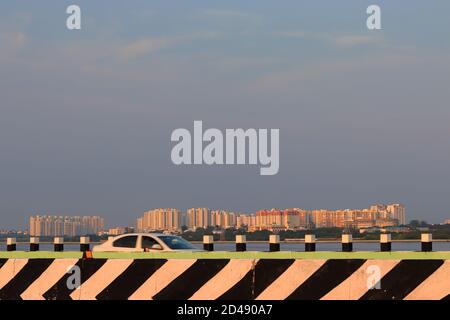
<box><xmin>1</xmin><ymin>1</ymin><xmax>450</xmax><ymax>228</ymax></box>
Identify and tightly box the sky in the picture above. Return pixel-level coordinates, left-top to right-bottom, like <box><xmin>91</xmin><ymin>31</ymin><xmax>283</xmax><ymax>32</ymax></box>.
<box><xmin>0</xmin><ymin>1</ymin><xmax>450</xmax><ymax>228</ymax></box>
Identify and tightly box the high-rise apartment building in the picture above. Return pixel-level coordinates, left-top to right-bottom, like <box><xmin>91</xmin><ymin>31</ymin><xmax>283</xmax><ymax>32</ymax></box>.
<box><xmin>236</xmin><ymin>214</ymin><xmax>256</xmax><ymax>229</ymax></box>
<box><xmin>387</xmin><ymin>204</ymin><xmax>406</xmax><ymax>225</ymax></box>
<box><xmin>210</xmin><ymin>210</ymin><xmax>237</xmax><ymax>229</ymax></box>
<box><xmin>136</xmin><ymin>208</ymin><xmax>181</xmax><ymax>232</ymax></box>
<box><xmin>185</xmin><ymin>208</ymin><xmax>211</xmax><ymax>229</ymax></box>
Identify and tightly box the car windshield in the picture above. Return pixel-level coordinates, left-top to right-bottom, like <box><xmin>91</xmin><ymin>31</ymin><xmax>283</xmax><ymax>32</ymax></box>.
<box><xmin>157</xmin><ymin>236</ymin><xmax>196</xmax><ymax>250</ymax></box>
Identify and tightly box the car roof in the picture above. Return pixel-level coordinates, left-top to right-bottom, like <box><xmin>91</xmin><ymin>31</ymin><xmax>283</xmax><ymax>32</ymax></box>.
<box><xmin>114</xmin><ymin>232</ymin><xmax>174</xmax><ymax>237</ymax></box>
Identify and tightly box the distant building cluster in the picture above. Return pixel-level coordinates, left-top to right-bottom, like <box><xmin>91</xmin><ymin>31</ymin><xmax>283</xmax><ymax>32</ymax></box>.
<box><xmin>251</xmin><ymin>204</ymin><xmax>405</xmax><ymax>231</ymax></box>
<box><xmin>136</xmin><ymin>208</ymin><xmax>242</xmax><ymax>232</ymax></box>
<box><xmin>0</xmin><ymin>229</ymin><xmax>28</xmax><ymax>236</ymax></box>
<box><xmin>135</xmin><ymin>203</ymin><xmax>405</xmax><ymax>232</ymax></box>
<box><xmin>104</xmin><ymin>226</ymin><xmax>135</xmax><ymax>236</ymax></box>
<box><xmin>253</xmin><ymin>208</ymin><xmax>311</xmax><ymax>231</ymax></box>
<box><xmin>251</xmin><ymin>204</ymin><xmax>406</xmax><ymax>230</ymax></box>
<box><xmin>136</xmin><ymin>208</ymin><xmax>183</xmax><ymax>232</ymax></box>
<box><xmin>187</xmin><ymin>208</ymin><xmax>237</xmax><ymax>230</ymax></box>
<box><xmin>25</xmin><ymin>204</ymin><xmax>406</xmax><ymax>236</ymax></box>
<box><xmin>310</xmin><ymin>203</ymin><xmax>406</xmax><ymax>229</ymax></box>
<box><xmin>29</xmin><ymin>215</ymin><xmax>104</xmax><ymax>237</ymax></box>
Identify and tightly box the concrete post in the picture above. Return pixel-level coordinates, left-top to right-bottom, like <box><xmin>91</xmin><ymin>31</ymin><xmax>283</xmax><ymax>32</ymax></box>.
<box><xmin>6</xmin><ymin>238</ymin><xmax>16</xmax><ymax>252</ymax></box>
<box><xmin>305</xmin><ymin>234</ymin><xmax>316</xmax><ymax>252</ymax></box>
<box><xmin>54</xmin><ymin>237</ymin><xmax>64</xmax><ymax>252</ymax></box>
<box><xmin>236</xmin><ymin>235</ymin><xmax>247</xmax><ymax>252</ymax></box>
<box><xmin>342</xmin><ymin>234</ymin><xmax>353</xmax><ymax>252</ymax></box>
<box><xmin>269</xmin><ymin>234</ymin><xmax>280</xmax><ymax>252</ymax></box>
<box><xmin>80</xmin><ymin>236</ymin><xmax>90</xmax><ymax>252</ymax></box>
<box><xmin>203</xmin><ymin>235</ymin><xmax>214</xmax><ymax>251</ymax></box>
<box><xmin>380</xmin><ymin>233</ymin><xmax>392</xmax><ymax>252</ymax></box>
<box><xmin>30</xmin><ymin>237</ymin><xmax>40</xmax><ymax>252</ymax></box>
<box><xmin>421</xmin><ymin>233</ymin><xmax>432</xmax><ymax>252</ymax></box>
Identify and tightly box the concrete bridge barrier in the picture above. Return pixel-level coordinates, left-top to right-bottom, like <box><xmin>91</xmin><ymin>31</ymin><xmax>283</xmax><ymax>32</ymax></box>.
<box><xmin>0</xmin><ymin>251</ymin><xmax>449</xmax><ymax>300</ymax></box>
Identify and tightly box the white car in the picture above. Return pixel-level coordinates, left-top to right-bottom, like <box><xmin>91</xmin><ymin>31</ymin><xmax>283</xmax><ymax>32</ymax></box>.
<box><xmin>93</xmin><ymin>233</ymin><xmax>200</xmax><ymax>252</ymax></box>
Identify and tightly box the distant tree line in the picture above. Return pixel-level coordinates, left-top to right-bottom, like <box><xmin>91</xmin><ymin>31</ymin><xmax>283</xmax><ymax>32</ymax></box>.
<box><xmin>179</xmin><ymin>222</ymin><xmax>450</xmax><ymax>241</ymax></box>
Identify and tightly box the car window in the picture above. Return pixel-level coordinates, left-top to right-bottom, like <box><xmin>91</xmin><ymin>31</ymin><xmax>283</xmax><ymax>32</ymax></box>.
<box><xmin>142</xmin><ymin>236</ymin><xmax>161</xmax><ymax>250</ymax></box>
<box><xmin>113</xmin><ymin>235</ymin><xmax>138</xmax><ymax>248</ymax></box>
<box><xmin>158</xmin><ymin>236</ymin><xmax>196</xmax><ymax>250</ymax></box>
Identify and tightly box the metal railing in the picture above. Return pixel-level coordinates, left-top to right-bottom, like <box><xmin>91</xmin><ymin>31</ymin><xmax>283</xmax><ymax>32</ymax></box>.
<box><xmin>0</xmin><ymin>233</ymin><xmax>438</xmax><ymax>252</ymax></box>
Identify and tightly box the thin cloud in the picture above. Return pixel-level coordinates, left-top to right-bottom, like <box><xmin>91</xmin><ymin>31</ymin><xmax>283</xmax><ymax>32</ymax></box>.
<box><xmin>0</xmin><ymin>31</ymin><xmax>28</xmax><ymax>61</ymax></box>
<box><xmin>10</xmin><ymin>32</ymin><xmax>28</xmax><ymax>47</ymax></box>
<box><xmin>118</xmin><ymin>37</ymin><xmax>172</xmax><ymax>59</ymax></box>
<box><xmin>117</xmin><ymin>31</ymin><xmax>220</xmax><ymax>60</ymax></box>
<box><xmin>273</xmin><ymin>30</ymin><xmax>384</xmax><ymax>47</ymax></box>
<box><xmin>0</xmin><ymin>31</ymin><xmax>28</xmax><ymax>49</ymax></box>
<box><xmin>199</xmin><ymin>9</ymin><xmax>263</xmax><ymax>22</ymax></box>
<box><xmin>247</xmin><ymin>54</ymin><xmax>419</xmax><ymax>94</ymax></box>
<box><xmin>332</xmin><ymin>35</ymin><xmax>383</xmax><ymax>46</ymax></box>
<box><xmin>271</xmin><ymin>30</ymin><xmax>310</xmax><ymax>38</ymax></box>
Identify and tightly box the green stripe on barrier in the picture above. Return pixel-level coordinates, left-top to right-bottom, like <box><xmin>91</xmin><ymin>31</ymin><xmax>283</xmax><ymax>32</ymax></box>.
<box><xmin>91</xmin><ymin>251</ymin><xmax>450</xmax><ymax>260</ymax></box>
<box><xmin>1</xmin><ymin>251</ymin><xmax>450</xmax><ymax>260</ymax></box>
<box><xmin>0</xmin><ymin>251</ymin><xmax>83</xmax><ymax>259</ymax></box>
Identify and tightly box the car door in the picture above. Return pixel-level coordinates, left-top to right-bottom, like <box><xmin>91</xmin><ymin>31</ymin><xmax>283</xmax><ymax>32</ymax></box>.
<box><xmin>111</xmin><ymin>235</ymin><xmax>141</xmax><ymax>252</ymax></box>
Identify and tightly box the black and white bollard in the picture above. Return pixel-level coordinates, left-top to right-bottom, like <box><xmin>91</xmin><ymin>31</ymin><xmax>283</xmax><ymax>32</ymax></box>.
<box><xmin>269</xmin><ymin>235</ymin><xmax>280</xmax><ymax>252</ymax></box>
<box><xmin>54</xmin><ymin>237</ymin><xmax>64</xmax><ymax>252</ymax></box>
<box><xmin>421</xmin><ymin>233</ymin><xmax>433</xmax><ymax>252</ymax></box>
<box><xmin>203</xmin><ymin>235</ymin><xmax>214</xmax><ymax>251</ymax></box>
<box><xmin>236</xmin><ymin>235</ymin><xmax>247</xmax><ymax>252</ymax></box>
<box><xmin>342</xmin><ymin>234</ymin><xmax>353</xmax><ymax>252</ymax></box>
<box><xmin>30</xmin><ymin>237</ymin><xmax>40</xmax><ymax>252</ymax></box>
<box><xmin>80</xmin><ymin>236</ymin><xmax>90</xmax><ymax>252</ymax></box>
<box><xmin>305</xmin><ymin>234</ymin><xmax>316</xmax><ymax>252</ymax></box>
<box><xmin>6</xmin><ymin>238</ymin><xmax>16</xmax><ymax>252</ymax></box>
<box><xmin>380</xmin><ymin>233</ymin><xmax>392</xmax><ymax>252</ymax></box>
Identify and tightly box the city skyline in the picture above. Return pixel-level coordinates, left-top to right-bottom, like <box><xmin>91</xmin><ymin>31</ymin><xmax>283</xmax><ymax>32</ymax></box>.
<box><xmin>6</xmin><ymin>202</ymin><xmax>450</xmax><ymax>234</ymax></box>
<box><xmin>136</xmin><ymin>203</ymin><xmax>405</xmax><ymax>233</ymax></box>
<box><xmin>4</xmin><ymin>202</ymin><xmax>445</xmax><ymax>232</ymax></box>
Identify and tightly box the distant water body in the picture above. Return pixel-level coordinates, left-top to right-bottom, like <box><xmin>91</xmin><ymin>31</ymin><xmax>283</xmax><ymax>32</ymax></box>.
<box><xmin>2</xmin><ymin>241</ymin><xmax>450</xmax><ymax>252</ymax></box>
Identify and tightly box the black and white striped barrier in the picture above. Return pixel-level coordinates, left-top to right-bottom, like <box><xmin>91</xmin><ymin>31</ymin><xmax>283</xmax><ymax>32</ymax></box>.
<box><xmin>54</xmin><ymin>237</ymin><xmax>64</xmax><ymax>252</ymax></box>
<box><xmin>1</xmin><ymin>257</ymin><xmax>450</xmax><ymax>300</ymax></box>
<box><xmin>236</xmin><ymin>235</ymin><xmax>246</xmax><ymax>252</ymax></box>
<box><xmin>342</xmin><ymin>234</ymin><xmax>353</xmax><ymax>252</ymax></box>
<box><xmin>421</xmin><ymin>233</ymin><xmax>432</xmax><ymax>252</ymax></box>
<box><xmin>269</xmin><ymin>235</ymin><xmax>280</xmax><ymax>252</ymax></box>
<box><xmin>203</xmin><ymin>235</ymin><xmax>214</xmax><ymax>252</ymax></box>
<box><xmin>305</xmin><ymin>234</ymin><xmax>316</xmax><ymax>252</ymax></box>
<box><xmin>6</xmin><ymin>238</ymin><xmax>16</xmax><ymax>252</ymax></box>
<box><xmin>80</xmin><ymin>236</ymin><xmax>90</xmax><ymax>252</ymax></box>
<box><xmin>380</xmin><ymin>234</ymin><xmax>391</xmax><ymax>252</ymax></box>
